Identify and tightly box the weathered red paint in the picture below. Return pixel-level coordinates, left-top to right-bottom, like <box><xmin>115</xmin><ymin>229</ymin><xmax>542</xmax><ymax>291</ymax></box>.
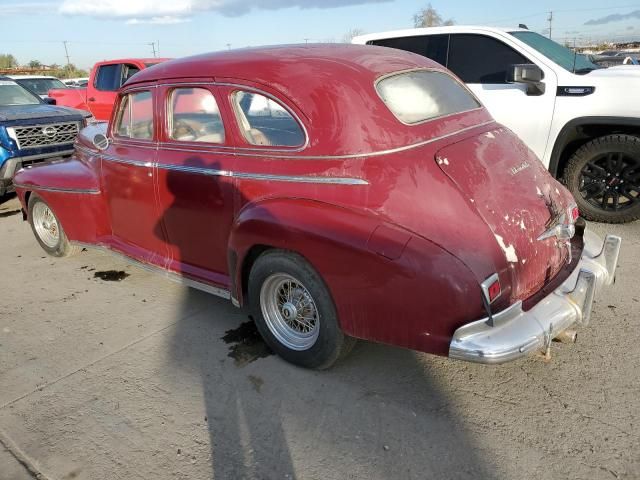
<box><xmin>14</xmin><ymin>44</ymin><xmax>579</xmax><ymax>357</ymax></box>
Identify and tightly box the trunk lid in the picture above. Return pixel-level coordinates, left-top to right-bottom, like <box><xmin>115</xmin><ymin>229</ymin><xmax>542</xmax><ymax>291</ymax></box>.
<box><xmin>436</xmin><ymin>126</ymin><xmax>573</xmax><ymax>301</ymax></box>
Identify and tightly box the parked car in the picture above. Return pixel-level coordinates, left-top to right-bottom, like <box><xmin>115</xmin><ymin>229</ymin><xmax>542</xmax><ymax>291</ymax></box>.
<box><xmin>8</xmin><ymin>75</ymin><xmax>68</xmax><ymax>102</ymax></box>
<box><xmin>48</xmin><ymin>58</ymin><xmax>169</xmax><ymax>121</ymax></box>
<box><xmin>354</xmin><ymin>26</ymin><xmax>640</xmax><ymax>223</ymax></box>
<box><xmin>13</xmin><ymin>45</ymin><xmax>620</xmax><ymax>368</ymax></box>
<box><xmin>63</xmin><ymin>77</ymin><xmax>89</xmax><ymax>88</ymax></box>
<box><xmin>0</xmin><ymin>77</ymin><xmax>91</xmax><ymax>197</ymax></box>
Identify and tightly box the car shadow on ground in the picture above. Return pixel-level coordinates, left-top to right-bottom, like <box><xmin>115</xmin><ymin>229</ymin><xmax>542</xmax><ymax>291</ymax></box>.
<box><xmin>158</xmin><ymin>158</ymin><xmax>498</xmax><ymax>479</ymax></box>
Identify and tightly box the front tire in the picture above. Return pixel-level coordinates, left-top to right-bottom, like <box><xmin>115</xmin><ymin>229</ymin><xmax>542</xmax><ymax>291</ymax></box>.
<box><xmin>28</xmin><ymin>194</ymin><xmax>79</xmax><ymax>257</ymax></box>
<box><xmin>248</xmin><ymin>250</ymin><xmax>355</xmax><ymax>369</ymax></box>
<box><xmin>563</xmin><ymin>134</ymin><xmax>640</xmax><ymax>223</ymax></box>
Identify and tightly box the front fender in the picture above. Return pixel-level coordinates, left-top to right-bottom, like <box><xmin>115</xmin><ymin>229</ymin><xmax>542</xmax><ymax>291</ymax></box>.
<box><xmin>229</xmin><ymin>198</ymin><xmax>484</xmax><ymax>356</ymax></box>
<box><xmin>13</xmin><ymin>157</ymin><xmax>109</xmax><ymax>243</ymax></box>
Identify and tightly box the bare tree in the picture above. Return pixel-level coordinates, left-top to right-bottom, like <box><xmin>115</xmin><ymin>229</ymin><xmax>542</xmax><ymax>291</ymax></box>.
<box><xmin>342</xmin><ymin>28</ymin><xmax>365</xmax><ymax>43</ymax></box>
<box><xmin>413</xmin><ymin>4</ymin><xmax>454</xmax><ymax>28</ymax></box>
<box><xmin>0</xmin><ymin>54</ymin><xmax>18</xmax><ymax>69</ymax></box>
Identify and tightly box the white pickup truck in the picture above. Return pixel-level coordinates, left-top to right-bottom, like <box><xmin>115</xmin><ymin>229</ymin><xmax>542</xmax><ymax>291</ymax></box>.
<box><xmin>354</xmin><ymin>26</ymin><xmax>640</xmax><ymax>223</ymax></box>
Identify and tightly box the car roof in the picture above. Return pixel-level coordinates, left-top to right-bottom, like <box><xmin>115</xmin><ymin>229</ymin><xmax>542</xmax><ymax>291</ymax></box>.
<box><xmin>128</xmin><ymin>44</ymin><xmax>441</xmax><ymax>86</ymax></box>
<box><xmin>125</xmin><ymin>44</ymin><xmax>491</xmax><ymax>156</ymax></box>
<box><xmin>8</xmin><ymin>75</ymin><xmax>61</xmax><ymax>80</ymax></box>
<box><xmin>352</xmin><ymin>25</ymin><xmax>527</xmax><ymax>44</ymax></box>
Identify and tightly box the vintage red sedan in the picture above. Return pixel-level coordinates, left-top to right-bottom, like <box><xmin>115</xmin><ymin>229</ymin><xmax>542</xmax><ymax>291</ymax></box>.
<box><xmin>13</xmin><ymin>45</ymin><xmax>621</xmax><ymax>368</ymax></box>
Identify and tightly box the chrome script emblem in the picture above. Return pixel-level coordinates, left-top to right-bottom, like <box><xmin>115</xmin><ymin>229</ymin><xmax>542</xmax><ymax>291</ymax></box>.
<box><xmin>510</xmin><ymin>161</ymin><xmax>530</xmax><ymax>175</ymax></box>
<box><xmin>42</xmin><ymin>126</ymin><xmax>57</xmax><ymax>138</ymax></box>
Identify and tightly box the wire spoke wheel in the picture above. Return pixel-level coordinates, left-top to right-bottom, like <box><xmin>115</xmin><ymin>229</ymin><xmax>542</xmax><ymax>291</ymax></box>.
<box><xmin>260</xmin><ymin>273</ymin><xmax>320</xmax><ymax>351</ymax></box>
<box><xmin>32</xmin><ymin>201</ymin><xmax>60</xmax><ymax>248</ymax></box>
<box><xmin>579</xmin><ymin>151</ymin><xmax>640</xmax><ymax>212</ymax></box>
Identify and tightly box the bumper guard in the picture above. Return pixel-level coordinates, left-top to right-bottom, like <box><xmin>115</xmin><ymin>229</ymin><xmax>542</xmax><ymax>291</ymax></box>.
<box><xmin>449</xmin><ymin>229</ymin><xmax>621</xmax><ymax>364</ymax></box>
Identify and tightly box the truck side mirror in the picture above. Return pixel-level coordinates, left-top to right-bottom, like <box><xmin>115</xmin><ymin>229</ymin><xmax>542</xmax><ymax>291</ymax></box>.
<box><xmin>93</xmin><ymin>133</ymin><xmax>109</xmax><ymax>151</ymax></box>
<box><xmin>507</xmin><ymin>64</ymin><xmax>545</xmax><ymax>96</ymax></box>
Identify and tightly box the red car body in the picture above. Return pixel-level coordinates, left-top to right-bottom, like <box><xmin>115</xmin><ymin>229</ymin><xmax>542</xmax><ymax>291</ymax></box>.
<box><xmin>48</xmin><ymin>58</ymin><xmax>170</xmax><ymax>121</ymax></box>
<box><xmin>14</xmin><ymin>45</ymin><xmax>620</xmax><ymax>366</ymax></box>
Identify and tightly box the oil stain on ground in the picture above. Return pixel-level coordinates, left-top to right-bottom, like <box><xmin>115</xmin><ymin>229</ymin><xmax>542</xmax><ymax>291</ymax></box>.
<box><xmin>94</xmin><ymin>270</ymin><xmax>130</xmax><ymax>282</ymax></box>
<box><xmin>222</xmin><ymin>320</ymin><xmax>273</xmax><ymax>367</ymax></box>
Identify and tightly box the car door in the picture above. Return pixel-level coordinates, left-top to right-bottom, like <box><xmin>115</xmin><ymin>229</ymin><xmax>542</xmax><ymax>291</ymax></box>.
<box><xmin>91</xmin><ymin>63</ymin><xmax>142</xmax><ymax>121</ymax></box>
<box><xmin>101</xmin><ymin>87</ymin><xmax>169</xmax><ymax>265</ymax></box>
<box><xmin>155</xmin><ymin>84</ymin><xmax>236</xmax><ymax>288</ymax></box>
<box><xmin>446</xmin><ymin>33</ymin><xmax>557</xmax><ymax>162</ymax></box>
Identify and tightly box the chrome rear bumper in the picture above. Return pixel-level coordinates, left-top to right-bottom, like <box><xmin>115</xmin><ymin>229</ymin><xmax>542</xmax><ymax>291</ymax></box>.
<box><xmin>449</xmin><ymin>229</ymin><xmax>621</xmax><ymax>364</ymax></box>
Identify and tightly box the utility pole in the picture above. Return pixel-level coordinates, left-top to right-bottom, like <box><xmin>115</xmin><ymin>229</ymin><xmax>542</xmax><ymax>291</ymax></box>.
<box><xmin>304</xmin><ymin>38</ymin><xmax>310</xmax><ymax>44</ymax></box>
<box><xmin>63</xmin><ymin>41</ymin><xmax>71</xmax><ymax>67</ymax></box>
<box><xmin>226</xmin><ymin>43</ymin><xmax>231</xmax><ymax>50</ymax></box>
<box><xmin>148</xmin><ymin>42</ymin><xmax>157</xmax><ymax>57</ymax></box>
<box><xmin>547</xmin><ymin>11</ymin><xmax>553</xmax><ymax>39</ymax></box>
<box><xmin>156</xmin><ymin>40</ymin><xmax>160</xmax><ymax>56</ymax></box>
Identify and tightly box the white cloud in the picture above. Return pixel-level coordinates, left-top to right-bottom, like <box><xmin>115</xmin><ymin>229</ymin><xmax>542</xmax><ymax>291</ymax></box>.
<box><xmin>59</xmin><ymin>0</ymin><xmax>389</xmax><ymax>22</ymax></box>
<box><xmin>126</xmin><ymin>15</ymin><xmax>191</xmax><ymax>24</ymax></box>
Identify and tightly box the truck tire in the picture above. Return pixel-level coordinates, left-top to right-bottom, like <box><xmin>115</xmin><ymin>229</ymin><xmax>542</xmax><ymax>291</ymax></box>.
<box><xmin>248</xmin><ymin>250</ymin><xmax>356</xmax><ymax>369</ymax></box>
<box><xmin>28</xmin><ymin>194</ymin><xmax>80</xmax><ymax>257</ymax></box>
<box><xmin>563</xmin><ymin>134</ymin><xmax>640</xmax><ymax>223</ymax></box>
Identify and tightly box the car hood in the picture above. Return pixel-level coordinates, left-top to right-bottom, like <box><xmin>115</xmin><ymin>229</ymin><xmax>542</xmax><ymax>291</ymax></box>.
<box><xmin>0</xmin><ymin>104</ymin><xmax>88</xmax><ymax>122</ymax></box>
<box><xmin>586</xmin><ymin>65</ymin><xmax>640</xmax><ymax>79</ymax></box>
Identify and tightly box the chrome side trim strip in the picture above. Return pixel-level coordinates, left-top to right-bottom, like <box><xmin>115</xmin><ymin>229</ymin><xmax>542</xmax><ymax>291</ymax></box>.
<box><xmin>12</xmin><ymin>183</ymin><xmax>101</xmax><ymax>195</ymax></box>
<box><xmin>155</xmin><ymin>162</ymin><xmax>369</xmax><ymax>185</ymax></box>
<box><xmin>72</xmin><ymin>242</ymin><xmax>232</xmax><ymax>301</ymax></box>
<box><xmin>76</xmin><ymin>144</ymin><xmax>369</xmax><ymax>185</ymax></box>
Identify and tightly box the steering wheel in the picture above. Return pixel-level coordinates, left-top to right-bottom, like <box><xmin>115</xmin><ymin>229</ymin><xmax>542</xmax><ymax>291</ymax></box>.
<box><xmin>173</xmin><ymin>120</ymin><xmax>199</xmax><ymax>139</ymax></box>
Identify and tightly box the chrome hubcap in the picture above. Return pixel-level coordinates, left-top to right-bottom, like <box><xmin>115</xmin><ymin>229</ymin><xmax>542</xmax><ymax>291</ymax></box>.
<box><xmin>260</xmin><ymin>273</ymin><xmax>320</xmax><ymax>351</ymax></box>
<box><xmin>32</xmin><ymin>202</ymin><xmax>60</xmax><ymax>248</ymax></box>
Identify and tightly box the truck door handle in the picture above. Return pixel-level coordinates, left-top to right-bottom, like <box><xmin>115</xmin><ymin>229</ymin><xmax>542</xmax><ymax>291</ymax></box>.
<box><xmin>88</xmin><ymin>97</ymin><xmax>96</xmax><ymax>102</ymax></box>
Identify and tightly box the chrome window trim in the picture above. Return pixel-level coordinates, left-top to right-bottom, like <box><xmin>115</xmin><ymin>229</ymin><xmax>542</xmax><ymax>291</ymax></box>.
<box><xmin>166</xmin><ymin>86</ymin><xmax>226</xmax><ymax>145</ymax></box>
<box><xmin>13</xmin><ymin>183</ymin><xmax>101</xmax><ymax>195</ymax></box>
<box><xmin>124</xmin><ymin>81</ymin><xmax>310</xmax><ymax>153</ymax></box>
<box><xmin>82</xmin><ymin>120</ymin><xmax>494</xmax><ymax>161</ymax></box>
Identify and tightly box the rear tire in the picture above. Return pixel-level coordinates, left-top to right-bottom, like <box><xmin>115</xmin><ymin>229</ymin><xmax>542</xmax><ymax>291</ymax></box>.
<box><xmin>248</xmin><ymin>250</ymin><xmax>355</xmax><ymax>369</ymax></box>
<box><xmin>563</xmin><ymin>134</ymin><xmax>640</xmax><ymax>223</ymax></box>
<box><xmin>28</xmin><ymin>194</ymin><xmax>79</xmax><ymax>257</ymax></box>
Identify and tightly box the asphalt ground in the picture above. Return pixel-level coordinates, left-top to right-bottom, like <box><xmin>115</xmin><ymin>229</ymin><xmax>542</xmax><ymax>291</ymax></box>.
<box><xmin>1</xmin><ymin>193</ymin><xmax>639</xmax><ymax>480</ymax></box>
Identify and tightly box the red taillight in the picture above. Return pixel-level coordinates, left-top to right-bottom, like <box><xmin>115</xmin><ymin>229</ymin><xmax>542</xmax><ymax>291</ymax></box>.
<box><xmin>482</xmin><ymin>274</ymin><xmax>501</xmax><ymax>304</ymax></box>
<box><xmin>488</xmin><ymin>279</ymin><xmax>501</xmax><ymax>302</ymax></box>
<box><xmin>571</xmin><ymin>206</ymin><xmax>579</xmax><ymax>221</ymax></box>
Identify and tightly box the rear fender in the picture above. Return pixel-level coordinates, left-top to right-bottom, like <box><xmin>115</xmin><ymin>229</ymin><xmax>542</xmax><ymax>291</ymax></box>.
<box><xmin>229</xmin><ymin>198</ymin><xmax>484</xmax><ymax>356</ymax></box>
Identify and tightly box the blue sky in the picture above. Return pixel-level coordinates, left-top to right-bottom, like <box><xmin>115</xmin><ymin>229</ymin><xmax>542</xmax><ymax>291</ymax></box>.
<box><xmin>2</xmin><ymin>0</ymin><xmax>640</xmax><ymax>69</ymax></box>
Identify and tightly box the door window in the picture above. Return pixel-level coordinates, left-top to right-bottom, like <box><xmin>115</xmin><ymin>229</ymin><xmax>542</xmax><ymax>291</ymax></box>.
<box><xmin>232</xmin><ymin>91</ymin><xmax>305</xmax><ymax>147</ymax></box>
<box><xmin>448</xmin><ymin>34</ymin><xmax>530</xmax><ymax>84</ymax></box>
<box><xmin>169</xmin><ymin>87</ymin><xmax>225</xmax><ymax>143</ymax></box>
<box><xmin>114</xmin><ymin>91</ymin><xmax>154</xmax><ymax>140</ymax></box>
<box><xmin>369</xmin><ymin>35</ymin><xmax>449</xmax><ymax>67</ymax></box>
<box><xmin>95</xmin><ymin>64</ymin><xmax>122</xmax><ymax>91</ymax></box>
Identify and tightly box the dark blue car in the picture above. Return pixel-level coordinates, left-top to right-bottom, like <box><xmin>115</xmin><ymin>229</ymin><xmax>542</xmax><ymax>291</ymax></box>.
<box><xmin>0</xmin><ymin>77</ymin><xmax>90</xmax><ymax>197</ymax></box>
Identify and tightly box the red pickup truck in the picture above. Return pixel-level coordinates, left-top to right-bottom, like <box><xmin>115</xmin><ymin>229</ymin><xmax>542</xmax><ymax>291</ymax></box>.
<box><xmin>48</xmin><ymin>58</ymin><xmax>169</xmax><ymax>121</ymax></box>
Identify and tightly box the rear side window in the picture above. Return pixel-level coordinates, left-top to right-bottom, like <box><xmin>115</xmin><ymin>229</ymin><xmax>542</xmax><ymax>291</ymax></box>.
<box><xmin>169</xmin><ymin>87</ymin><xmax>225</xmax><ymax>143</ymax></box>
<box><xmin>95</xmin><ymin>64</ymin><xmax>121</xmax><ymax>91</ymax></box>
<box><xmin>232</xmin><ymin>91</ymin><xmax>305</xmax><ymax>147</ymax></box>
<box><xmin>448</xmin><ymin>34</ymin><xmax>530</xmax><ymax>84</ymax></box>
<box><xmin>114</xmin><ymin>91</ymin><xmax>154</xmax><ymax>140</ymax></box>
<box><xmin>369</xmin><ymin>35</ymin><xmax>448</xmax><ymax>66</ymax></box>
<box><xmin>376</xmin><ymin>70</ymin><xmax>480</xmax><ymax>124</ymax></box>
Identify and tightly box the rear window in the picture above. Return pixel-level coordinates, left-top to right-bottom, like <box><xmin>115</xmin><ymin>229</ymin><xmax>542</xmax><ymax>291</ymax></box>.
<box><xmin>376</xmin><ymin>70</ymin><xmax>480</xmax><ymax>125</ymax></box>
